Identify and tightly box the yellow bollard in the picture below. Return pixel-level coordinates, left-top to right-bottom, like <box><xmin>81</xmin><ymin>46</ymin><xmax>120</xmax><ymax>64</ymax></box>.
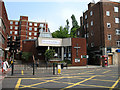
<box><xmin>57</xmin><ymin>64</ymin><xmax>61</xmax><ymax>75</ymax></box>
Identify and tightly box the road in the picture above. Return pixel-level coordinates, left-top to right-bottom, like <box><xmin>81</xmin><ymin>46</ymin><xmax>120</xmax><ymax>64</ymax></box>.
<box><xmin>2</xmin><ymin>66</ymin><xmax>120</xmax><ymax>90</ymax></box>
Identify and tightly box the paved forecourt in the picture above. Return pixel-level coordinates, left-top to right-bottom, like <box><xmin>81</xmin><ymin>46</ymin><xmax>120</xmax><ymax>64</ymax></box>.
<box><xmin>10</xmin><ymin>66</ymin><xmax>119</xmax><ymax>90</ymax></box>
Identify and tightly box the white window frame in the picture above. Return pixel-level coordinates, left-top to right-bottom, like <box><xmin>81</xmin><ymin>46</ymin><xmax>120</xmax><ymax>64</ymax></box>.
<box><xmin>90</xmin><ymin>11</ymin><xmax>93</xmax><ymax>16</ymax></box>
<box><xmin>29</xmin><ymin>32</ymin><xmax>32</xmax><ymax>36</ymax></box>
<box><xmin>116</xmin><ymin>29</ymin><xmax>120</xmax><ymax>35</ymax></box>
<box><xmin>29</xmin><ymin>37</ymin><xmax>32</xmax><ymax>39</ymax></box>
<box><xmin>78</xmin><ymin>31</ymin><xmax>80</xmax><ymax>35</ymax></box>
<box><xmin>116</xmin><ymin>41</ymin><xmax>120</xmax><ymax>47</ymax></box>
<box><xmin>10</xmin><ymin>26</ymin><xmax>13</xmax><ymax>29</ymax></box>
<box><xmin>108</xmin><ymin>34</ymin><xmax>111</xmax><ymax>40</ymax></box>
<box><xmin>10</xmin><ymin>21</ymin><xmax>13</xmax><ymax>24</ymax></box>
<box><xmin>34</xmin><ymin>37</ymin><xmax>37</xmax><ymax>39</ymax></box>
<box><xmin>107</xmin><ymin>23</ymin><xmax>111</xmax><ymax>28</ymax></box>
<box><xmin>29</xmin><ymin>27</ymin><xmax>32</xmax><ymax>31</ymax></box>
<box><xmin>40</xmin><ymin>24</ymin><xmax>44</xmax><ymax>27</ymax></box>
<box><xmin>15</xmin><ymin>26</ymin><xmax>18</xmax><ymax>30</ymax></box>
<box><xmin>87</xmin><ymin>23</ymin><xmax>88</xmax><ymax>28</ymax></box>
<box><xmin>15</xmin><ymin>22</ymin><xmax>18</xmax><ymax>25</ymax></box>
<box><xmin>14</xmin><ymin>36</ymin><xmax>16</xmax><ymax>40</ymax></box>
<box><xmin>115</xmin><ymin>18</ymin><xmax>119</xmax><ymax>24</ymax></box>
<box><xmin>10</xmin><ymin>31</ymin><xmax>12</xmax><ymax>34</ymax></box>
<box><xmin>29</xmin><ymin>22</ymin><xmax>32</xmax><ymax>26</ymax></box>
<box><xmin>34</xmin><ymin>32</ymin><xmax>37</xmax><ymax>36</ymax></box>
<box><xmin>91</xmin><ymin>21</ymin><xmax>93</xmax><ymax>26</ymax></box>
<box><xmin>106</xmin><ymin>11</ymin><xmax>110</xmax><ymax>16</ymax></box>
<box><xmin>85</xmin><ymin>15</ymin><xmax>87</xmax><ymax>19</ymax></box>
<box><xmin>114</xmin><ymin>7</ymin><xmax>118</xmax><ymax>13</ymax></box>
<box><xmin>34</xmin><ymin>23</ymin><xmax>37</xmax><ymax>26</ymax></box>
<box><xmin>91</xmin><ymin>43</ymin><xmax>94</xmax><ymax>47</ymax></box>
<box><xmin>14</xmin><ymin>31</ymin><xmax>18</xmax><ymax>35</ymax></box>
<box><xmin>34</xmin><ymin>28</ymin><xmax>37</xmax><ymax>31</ymax></box>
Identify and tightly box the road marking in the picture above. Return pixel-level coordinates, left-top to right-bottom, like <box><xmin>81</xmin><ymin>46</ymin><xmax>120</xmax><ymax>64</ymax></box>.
<box><xmin>20</xmin><ymin>77</ymin><xmax>64</xmax><ymax>88</ymax></box>
<box><xmin>109</xmin><ymin>77</ymin><xmax>120</xmax><ymax>90</ymax></box>
<box><xmin>21</xmin><ymin>70</ymin><xmax>24</xmax><ymax>75</ymax></box>
<box><xmin>79</xmin><ymin>84</ymin><xmax>111</xmax><ymax>88</ymax></box>
<box><xmin>15</xmin><ymin>78</ymin><xmax>22</xmax><ymax>90</ymax></box>
<box><xmin>103</xmin><ymin>70</ymin><xmax>111</xmax><ymax>74</ymax></box>
<box><xmin>61</xmin><ymin>75</ymin><xmax>96</xmax><ymax>90</ymax></box>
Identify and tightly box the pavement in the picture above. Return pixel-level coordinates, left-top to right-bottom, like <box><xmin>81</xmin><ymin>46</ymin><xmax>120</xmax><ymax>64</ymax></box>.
<box><xmin>2</xmin><ymin>65</ymin><xmax>120</xmax><ymax>90</ymax></box>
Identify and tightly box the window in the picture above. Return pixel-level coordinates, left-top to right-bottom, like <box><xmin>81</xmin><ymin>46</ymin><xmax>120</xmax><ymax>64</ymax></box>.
<box><xmin>34</xmin><ymin>28</ymin><xmax>37</xmax><ymax>31</ymax></box>
<box><xmin>107</xmin><ymin>23</ymin><xmax>111</xmax><ymax>28</ymax></box>
<box><xmin>29</xmin><ymin>32</ymin><xmax>32</xmax><ymax>36</ymax></box>
<box><xmin>10</xmin><ymin>26</ymin><xmax>13</xmax><ymax>29</ymax></box>
<box><xmin>78</xmin><ymin>31</ymin><xmax>80</xmax><ymax>35</ymax></box>
<box><xmin>87</xmin><ymin>23</ymin><xmax>88</xmax><ymax>28</ymax></box>
<box><xmin>14</xmin><ymin>36</ymin><xmax>16</xmax><ymax>40</ymax></box>
<box><xmin>10</xmin><ymin>21</ymin><xmax>13</xmax><ymax>24</ymax></box>
<box><xmin>29</xmin><ymin>23</ymin><xmax>32</xmax><ymax>26</ymax></box>
<box><xmin>116</xmin><ymin>29</ymin><xmax>120</xmax><ymax>35</ymax></box>
<box><xmin>10</xmin><ymin>31</ymin><xmax>12</xmax><ymax>34</ymax></box>
<box><xmin>114</xmin><ymin>7</ymin><xmax>118</xmax><ymax>12</ymax></box>
<box><xmin>91</xmin><ymin>31</ymin><xmax>94</xmax><ymax>36</ymax></box>
<box><xmin>29</xmin><ymin>27</ymin><xmax>32</xmax><ymax>31</ymax></box>
<box><xmin>91</xmin><ymin>21</ymin><xmax>93</xmax><ymax>26</ymax></box>
<box><xmin>90</xmin><ymin>11</ymin><xmax>93</xmax><ymax>16</ymax></box>
<box><xmin>91</xmin><ymin>43</ymin><xmax>94</xmax><ymax>47</ymax></box>
<box><xmin>85</xmin><ymin>15</ymin><xmax>87</xmax><ymax>19</ymax></box>
<box><xmin>15</xmin><ymin>26</ymin><xmax>18</xmax><ymax>30</ymax></box>
<box><xmin>15</xmin><ymin>31</ymin><xmax>18</xmax><ymax>35</ymax></box>
<box><xmin>29</xmin><ymin>37</ymin><xmax>32</xmax><ymax>39</ymax></box>
<box><xmin>34</xmin><ymin>37</ymin><xmax>37</xmax><ymax>39</ymax></box>
<box><xmin>106</xmin><ymin>11</ymin><xmax>110</xmax><ymax>16</ymax></box>
<box><xmin>15</xmin><ymin>22</ymin><xmax>18</xmax><ymax>25</ymax></box>
<box><xmin>115</xmin><ymin>18</ymin><xmax>119</xmax><ymax>23</ymax></box>
<box><xmin>34</xmin><ymin>32</ymin><xmax>37</xmax><ymax>36</ymax></box>
<box><xmin>108</xmin><ymin>34</ymin><xmax>111</xmax><ymax>40</ymax></box>
<box><xmin>116</xmin><ymin>41</ymin><xmax>120</xmax><ymax>47</ymax></box>
<box><xmin>34</xmin><ymin>23</ymin><xmax>37</xmax><ymax>26</ymax></box>
<box><xmin>40</xmin><ymin>24</ymin><xmax>44</xmax><ymax>27</ymax></box>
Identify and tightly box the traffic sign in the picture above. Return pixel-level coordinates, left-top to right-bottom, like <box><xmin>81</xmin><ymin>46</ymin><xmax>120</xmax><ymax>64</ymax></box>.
<box><xmin>81</xmin><ymin>55</ymin><xmax>89</xmax><ymax>58</ymax></box>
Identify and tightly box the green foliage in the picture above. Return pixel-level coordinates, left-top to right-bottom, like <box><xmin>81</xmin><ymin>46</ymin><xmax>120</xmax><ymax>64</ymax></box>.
<box><xmin>52</xmin><ymin>26</ymin><xmax>69</xmax><ymax>38</ymax></box>
<box><xmin>21</xmin><ymin>52</ymin><xmax>32</xmax><ymax>62</ymax></box>
<box><xmin>45</xmin><ymin>49</ymin><xmax>56</xmax><ymax>61</ymax></box>
<box><xmin>70</xmin><ymin>14</ymin><xmax>80</xmax><ymax>38</ymax></box>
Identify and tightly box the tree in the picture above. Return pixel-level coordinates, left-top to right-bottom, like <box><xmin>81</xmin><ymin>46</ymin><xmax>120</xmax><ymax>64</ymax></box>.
<box><xmin>70</xmin><ymin>14</ymin><xmax>80</xmax><ymax>38</ymax></box>
<box><xmin>21</xmin><ymin>52</ymin><xmax>32</xmax><ymax>62</ymax></box>
<box><xmin>52</xmin><ymin>26</ymin><xmax>69</xmax><ymax>38</ymax></box>
<box><xmin>44</xmin><ymin>49</ymin><xmax>56</xmax><ymax>61</ymax></box>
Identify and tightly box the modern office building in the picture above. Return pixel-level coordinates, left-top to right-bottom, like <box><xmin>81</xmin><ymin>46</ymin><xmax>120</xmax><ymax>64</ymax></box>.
<box><xmin>80</xmin><ymin>0</ymin><xmax>120</xmax><ymax>65</ymax></box>
<box><xmin>9</xmin><ymin>16</ymin><xmax>49</xmax><ymax>51</ymax></box>
<box><xmin>0</xmin><ymin>1</ymin><xmax>10</xmax><ymax>62</ymax></box>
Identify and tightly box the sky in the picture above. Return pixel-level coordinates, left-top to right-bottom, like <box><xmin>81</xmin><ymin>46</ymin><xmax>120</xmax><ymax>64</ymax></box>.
<box><xmin>4</xmin><ymin>0</ymin><xmax>119</xmax><ymax>32</ymax></box>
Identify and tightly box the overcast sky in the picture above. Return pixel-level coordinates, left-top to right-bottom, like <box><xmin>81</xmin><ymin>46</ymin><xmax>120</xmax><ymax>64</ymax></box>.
<box><xmin>4</xmin><ymin>0</ymin><xmax>119</xmax><ymax>32</ymax></box>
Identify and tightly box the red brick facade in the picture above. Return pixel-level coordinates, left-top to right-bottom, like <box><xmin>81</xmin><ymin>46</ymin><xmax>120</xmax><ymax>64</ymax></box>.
<box><xmin>0</xmin><ymin>1</ymin><xmax>10</xmax><ymax>61</ymax></box>
<box><xmin>72</xmin><ymin>38</ymin><xmax>87</xmax><ymax>66</ymax></box>
<box><xmin>9</xmin><ymin>16</ymin><xmax>48</xmax><ymax>51</ymax></box>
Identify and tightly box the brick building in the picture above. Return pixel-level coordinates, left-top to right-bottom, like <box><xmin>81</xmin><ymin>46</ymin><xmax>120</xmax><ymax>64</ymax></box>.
<box><xmin>80</xmin><ymin>0</ymin><xmax>120</xmax><ymax>65</ymax></box>
<box><xmin>0</xmin><ymin>1</ymin><xmax>10</xmax><ymax>62</ymax></box>
<box><xmin>22</xmin><ymin>38</ymin><xmax>87</xmax><ymax>66</ymax></box>
<box><xmin>9</xmin><ymin>16</ymin><xmax>49</xmax><ymax>51</ymax></box>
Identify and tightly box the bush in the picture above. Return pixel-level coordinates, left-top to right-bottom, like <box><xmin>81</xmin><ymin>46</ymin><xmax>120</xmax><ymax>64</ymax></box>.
<box><xmin>44</xmin><ymin>49</ymin><xmax>55</xmax><ymax>61</ymax></box>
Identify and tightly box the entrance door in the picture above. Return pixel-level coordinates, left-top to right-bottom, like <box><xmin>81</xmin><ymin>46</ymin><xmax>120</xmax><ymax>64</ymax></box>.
<box><xmin>108</xmin><ymin>55</ymin><xmax>113</xmax><ymax>65</ymax></box>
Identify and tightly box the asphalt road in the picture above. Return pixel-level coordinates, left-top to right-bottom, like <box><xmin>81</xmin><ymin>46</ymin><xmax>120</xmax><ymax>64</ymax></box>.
<box><xmin>2</xmin><ymin>66</ymin><xmax>120</xmax><ymax>90</ymax></box>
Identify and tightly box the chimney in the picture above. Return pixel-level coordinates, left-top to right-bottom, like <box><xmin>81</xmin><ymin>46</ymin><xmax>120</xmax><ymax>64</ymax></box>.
<box><xmin>88</xmin><ymin>2</ymin><xmax>95</xmax><ymax>9</ymax></box>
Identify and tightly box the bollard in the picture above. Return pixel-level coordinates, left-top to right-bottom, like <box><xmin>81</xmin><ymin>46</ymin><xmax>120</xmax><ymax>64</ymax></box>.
<box><xmin>33</xmin><ymin>63</ymin><xmax>35</xmax><ymax>75</ymax></box>
<box><xmin>53</xmin><ymin>63</ymin><xmax>55</xmax><ymax>75</ymax></box>
<box><xmin>57</xmin><ymin>64</ymin><xmax>61</xmax><ymax>75</ymax></box>
<box><xmin>11</xmin><ymin>63</ymin><xmax>14</xmax><ymax>76</ymax></box>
